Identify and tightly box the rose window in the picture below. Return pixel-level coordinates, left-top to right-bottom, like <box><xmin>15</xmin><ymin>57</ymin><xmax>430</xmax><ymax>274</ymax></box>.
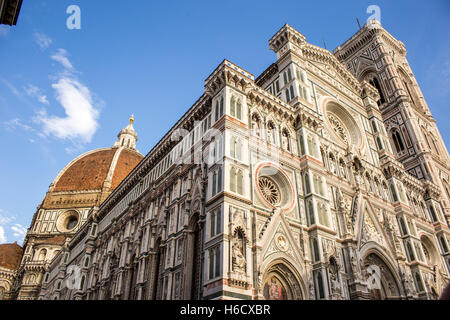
<box><xmin>258</xmin><ymin>176</ymin><xmax>280</xmax><ymax>206</ymax></box>
<box><xmin>328</xmin><ymin>113</ymin><xmax>349</xmax><ymax>144</ymax></box>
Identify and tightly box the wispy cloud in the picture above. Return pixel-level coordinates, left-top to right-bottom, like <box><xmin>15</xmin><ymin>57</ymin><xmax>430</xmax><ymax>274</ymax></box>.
<box><xmin>36</xmin><ymin>77</ymin><xmax>99</xmax><ymax>143</ymax></box>
<box><xmin>1</xmin><ymin>78</ymin><xmax>20</xmax><ymax>96</ymax></box>
<box><xmin>0</xmin><ymin>227</ymin><xmax>6</xmax><ymax>244</ymax></box>
<box><xmin>0</xmin><ymin>210</ymin><xmax>13</xmax><ymax>244</ymax></box>
<box><xmin>3</xmin><ymin>118</ymin><xmax>34</xmax><ymax>132</ymax></box>
<box><xmin>11</xmin><ymin>224</ymin><xmax>27</xmax><ymax>238</ymax></box>
<box><xmin>0</xmin><ymin>25</ymin><xmax>9</xmax><ymax>37</ymax></box>
<box><xmin>51</xmin><ymin>48</ymin><xmax>74</xmax><ymax>70</ymax></box>
<box><xmin>34</xmin><ymin>32</ymin><xmax>52</xmax><ymax>50</ymax></box>
<box><xmin>0</xmin><ymin>209</ymin><xmax>26</xmax><ymax>244</ymax></box>
<box><xmin>24</xmin><ymin>84</ymin><xmax>49</xmax><ymax>104</ymax></box>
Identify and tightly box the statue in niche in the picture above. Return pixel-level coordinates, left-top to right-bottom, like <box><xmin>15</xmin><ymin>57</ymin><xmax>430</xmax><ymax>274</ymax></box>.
<box><xmin>232</xmin><ymin>230</ymin><xmax>246</xmax><ymax>273</ymax></box>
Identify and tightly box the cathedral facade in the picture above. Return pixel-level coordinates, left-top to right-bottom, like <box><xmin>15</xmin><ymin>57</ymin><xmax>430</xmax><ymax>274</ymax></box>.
<box><xmin>8</xmin><ymin>21</ymin><xmax>450</xmax><ymax>300</ymax></box>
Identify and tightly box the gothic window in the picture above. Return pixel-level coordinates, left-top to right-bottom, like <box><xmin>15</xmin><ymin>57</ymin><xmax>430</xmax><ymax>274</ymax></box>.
<box><xmin>258</xmin><ymin>176</ymin><xmax>280</xmax><ymax>206</ymax></box>
<box><xmin>390</xmin><ymin>183</ymin><xmax>399</xmax><ymax>202</ymax></box>
<box><xmin>304</xmin><ymin>172</ymin><xmax>311</xmax><ymax>194</ymax></box>
<box><xmin>440</xmin><ymin>236</ymin><xmax>449</xmax><ymax>253</ymax></box>
<box><xmin>212</xmin><ymin>171</ymin><xmax>217</xmax><ymax>196</ymax></box>
<box><xmin>285</xmin><ymin>89</ymin><xmax>290</xmax><ymax>102</ymax></box>
<box><xmin>208</xmin><ymin>246</ymin><xmax>221</xmax><ymax>280</ymax></box>
<box><xmin>406</xmin><ymin>241</ymin><xmax>416</xmax><ymax>261</ymax></box>
<box><xmin>376</xmin><ymin>136</ymin><xmax>384</xmax><ymax>150</ymax></box>
<box><xmin>414</xmin><ymin>272</ymin><xmax>425</xmax><ymax>292</ymax></box>
<box><xmin>308</xmin><ymin>200</ymin><xmax>315</xmax><ymax>226</ymax></box>
<box><xmin>315</xmin><ymin>271</ymin><xmax>325</xmax><ymax>299</ymax></box>
<box><xmin>230</xmin><ymin>136</ymin><xmax>242</xmax><ymax>160</ymax></box>
<box><xmin>428</xmin><ymin>204</ymin><xmax>438</xmax><ymax>222</ymax></box>
<box><xmin>230</xmin><ymin>167</ymin><xmax>236</xmax><ymax>193</ymax></box>
<box><xmin>311</xmin><ymin>238</ymin><xmax>320</xmax><ymax>262</ymax></box>
<box><xmin>219</xmin><ymin>97</ymin><xmax>224</xmax><ymax>119</ymax></box>
<box><xmin>230</xmin><ymin>97</ymin><xmax>242</xmax><ymax>120</ymax></box>
<box><xmin>317</xmin><ymin>202</ymin><xmax>329</xmax><ymax>227</ymax></box>
<box><xmin>392</xmin><ymin>129</ymin><xmax>405</xmax><ymax>153</ymax></box>
<box><xmin>230</xmin><ymin>167</ymin><xmax>244</xmax><ymax>195</ymax></box>
<box><xmin>371</xmin><ymin>120</ymin><xmax>378</xmax><ymax>133</ymax></box>
<box><xmin>210</xmin><ymin>207</ymin><xmax>222</xmax><ymax>238</ymax></box>
<box><xmin>369</xmin><ymin>77</ymin><xmax>386</xmax><ymax>106</ymax></box>
<box><xmin>230</xmin><ymin>97</ymin><xmax>236</xmax><ymax>117</ymax></box>
<box><xmin>289</xmin><ymin>85</ymin><xmax>295</xmax><ymax>101</ymax></box>
<box><xmin>399</xmin><ymin>216</ymin><xmax>408</xmax><ymax>235</ymax></box>
<box><xmin>307</xmin><ymin>135</ymin><xmax>318</xmax><ymax>158</ymax></box>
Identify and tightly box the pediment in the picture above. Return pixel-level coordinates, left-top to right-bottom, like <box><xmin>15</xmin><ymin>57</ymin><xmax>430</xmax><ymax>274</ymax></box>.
<box><xmin>260</xmin><ymin>212</ymin><xmax>304</xmax><ymax>267</ymax></box>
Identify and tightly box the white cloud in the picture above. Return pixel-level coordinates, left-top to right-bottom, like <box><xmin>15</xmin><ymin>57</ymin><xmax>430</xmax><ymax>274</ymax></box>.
<box><xmin>11</xmin><ymin>224</ymin><xmax>27</xmax><ymax>238</ymax></box>
<box><xmin>0</xmin><ymin>226</ymin><xmax>6</xmax><ymax>244</ymax></box>
<box><xmin>51</xmin><ymin>49</ymin><xmax>74</xmax><ymax>70</ymax></box>
<box><xmin>0</xmin><ymin>26</ymin><xmax>9</xmax><ymax>37</ymax></box>
<box><xmin>1</xmin><ymin>78</ymin><xmax>20</xmax><ymax>96</ymax></box>
<box><xmin>3</xmin><ymin>118</ymin><xmax>34</xmax><ymax>132</ymax></box>
<box><xmin>36</xmin><ymin>77</ymin><xmax>99</xmax><ymax>143</ymax></box>
<box><xmin>24</xmin><ymin>84</ymin><xmax>49</xmax><ymax>104</ymax></box>
<box><xmin>34</xmin><ymin>32</ymin><xmax>52</xmax><ymax>50</ymax></box>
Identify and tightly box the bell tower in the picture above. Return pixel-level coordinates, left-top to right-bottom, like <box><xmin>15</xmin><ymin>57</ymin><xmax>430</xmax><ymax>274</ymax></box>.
<box><xmin>334</xmin><ymin>20</ymin><xmax>450</xmax><ymax>223</ymax></box>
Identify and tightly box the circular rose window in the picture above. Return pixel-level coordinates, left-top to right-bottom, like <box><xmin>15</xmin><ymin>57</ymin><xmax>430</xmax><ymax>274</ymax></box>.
<box><xmin>258</xmin><ymin>177</ymin><xmax>281</xmax><ymax>206</ymax></box>
<box><xmin>255</xmin><ymin>163</ymin><xmax>296</xmax><ymax>212</ymax></box>
<box><xmin>56</xmin><ymin>210</ymin><xmax>80</xmax><ymax>233</ymax></box>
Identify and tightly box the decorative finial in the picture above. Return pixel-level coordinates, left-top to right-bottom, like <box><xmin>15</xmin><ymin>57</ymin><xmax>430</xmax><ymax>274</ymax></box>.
<box><xmin>129</xmin><ymin>114</ymin><xmax>135</xmax><ymax>124</ymax></box>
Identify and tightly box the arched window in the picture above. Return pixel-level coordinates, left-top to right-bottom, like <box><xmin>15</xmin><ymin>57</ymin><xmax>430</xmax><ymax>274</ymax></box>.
<box><xmin>285</xmin><ymin>88</ymin><xmax>291</xmax><ymax>102</ymax></box>
<box><xmin>390</xmin><ymin>183</ymin><xmax>399</xmax><ymax>202</ymax></box>
<box><xmin>230</xmin><ymin>97</ymin><xmax>236</xmax><ymax>117</ymax></box>
<box><xmin>376</xmin><ymin>137</ymin><xmax>384</xmax><ymax>150</ymax></box>
<box><xmin>399</xmin><ymin>216</ymin><xmax>408</xmax><ymax>235</ymax></box>
<box><xmin>237</xmin><ymin>170</ymin><xmax>243</xmax><ymax>195</ymax></box>
<box><xmin>236</xmin><ymin>100</ymin><xmax>242</xmax><ymax>119</ymax></box>
<box><xmin>308</xmin><ymin>201</ymin><xmax>315</xmax><ymax>226</ymax></box>
<box><xmin>304</xmin><ymin>172</ymin><xmax>311</xmax><ymax>194</ymax></box>
<box><xmin>217</xmin><ymin>167</ymin><xmax>222</xmax><ymax>193</ymax></box>
<box><xmin>212</xmin><ymin>171</ymin><xmax>217</xmax><ymax>195</ymax></box>
<box><xmin>392</xmin><ymin>129</ymin><xmax>405</xmax><ymax>153</ymax></box>
<box><xmin>414</xmin><ymin>273</ymin><xmax>424</xmax><ymax>292</ymax></box>
<box><xmin>312</xmin><ymin>238</ymin><xmax>320</xmax><ymax>261</ymax></box>
<box><xmin>406</xmin><ymin>241</ymin><xmax>415</xmax><ymax>261</ymax></box>
<box><xmin>230</xmin><ymin>168</ymin><xmax>236</xmax><ymax>193</ymax></box>
<box><xmin>315</xmin><ymin>271</ymin><xmax>325</xmax><ymax>299</ymax></box>
<box><xmin>369</xmin><ymin>77</ymin><xmax>386</xmax><ymax>106</ymax></box>
<box><xmin>318</xmin><ymin>203</ymin><xmax>329</xmax><ymax>227</ymax></box>
<box><xmin>371</xmin><ymin>120</ymin><xmax>378</xmax><ymax>133</ymax></box>
<box><xmin>440</xmin><ymin>236</ymin><xmax>449</xmax><ymax>253</ymax></box>
<box><xmin>429</xmin><ymin>204</ymin><xmax>438</xmax><ymax>222</ymax></box>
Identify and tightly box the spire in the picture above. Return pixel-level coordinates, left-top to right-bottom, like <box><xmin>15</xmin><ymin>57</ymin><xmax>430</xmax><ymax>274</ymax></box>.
<box><xmin>114</xmin><ymin>115</ymin><xmax>138</xmax><ymax>150</ymax></box>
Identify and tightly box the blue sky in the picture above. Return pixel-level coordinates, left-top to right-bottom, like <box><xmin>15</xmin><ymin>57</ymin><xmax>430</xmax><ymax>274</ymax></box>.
<box><xmin>0</xmin><ymin>0</ymin><xmax>449</xmax><ymax>245</ymax></box>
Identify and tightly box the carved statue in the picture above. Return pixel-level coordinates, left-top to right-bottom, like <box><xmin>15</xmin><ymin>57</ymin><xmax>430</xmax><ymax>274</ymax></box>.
<box><xmin>232</xmin><ymin>236</ymin><xmax>246</xmax><ymax>272</ymax></box>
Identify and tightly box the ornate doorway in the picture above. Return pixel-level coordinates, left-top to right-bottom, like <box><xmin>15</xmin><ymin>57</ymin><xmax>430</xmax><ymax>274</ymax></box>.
<box><xmin>363</xmin><ymin>253</ymin><xmax>401</xmax><ymax>300</ymax></box>
<box><xmin>262</xmin><ymin>263</ymin><xmax>303</xmax><ymax>300</ymax></box>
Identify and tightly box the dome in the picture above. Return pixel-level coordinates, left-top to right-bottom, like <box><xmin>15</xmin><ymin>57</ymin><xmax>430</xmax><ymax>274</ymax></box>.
<box><xmin>0</xmin><ymin>242</ymin><xmax>23</xmax><ymax>270</ymax></box>
<box><xmin>51</xmin><ymin>147</ymin><xmax>143</xmax><ymax>193</ymax></box>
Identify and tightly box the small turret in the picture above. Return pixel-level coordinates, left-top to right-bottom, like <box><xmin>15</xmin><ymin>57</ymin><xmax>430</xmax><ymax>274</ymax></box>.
<box><xmin>114</xmin><ymin>115</ymin><xmax>138</xmax><ymax>150</ymax></box>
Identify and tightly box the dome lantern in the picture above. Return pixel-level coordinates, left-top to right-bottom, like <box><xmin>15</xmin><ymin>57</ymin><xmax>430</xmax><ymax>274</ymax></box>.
<box><xmin>114</xmin><ymin>115</ymin><xmax>138</xmax><ymax>150</ymax></box>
